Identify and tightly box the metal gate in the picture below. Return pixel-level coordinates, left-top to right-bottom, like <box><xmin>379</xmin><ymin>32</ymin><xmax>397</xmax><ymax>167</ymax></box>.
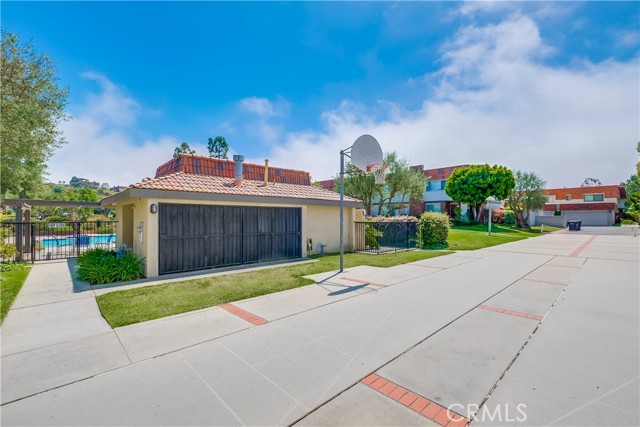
<box><xmin>354</xmin><ymin>221</ymin><xmax>418</xmax><ymax>254</ymax></box>
<box><xmin>0</xmin><ymin>221</ymin><xmax>118</xmax><ymax>262</ymax></box>
<box><xmin>158</xmin><ymin>204</ymin><xmax>302</xmax><ymax>274</ymax></box>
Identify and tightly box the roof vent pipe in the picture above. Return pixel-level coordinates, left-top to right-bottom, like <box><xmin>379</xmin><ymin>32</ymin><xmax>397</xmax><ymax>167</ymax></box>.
<box><xmin>233</xmin><ymin>154</ymin><xmax>244</xmax><ymax>186</ymax></box>
<box><xmin>264</xmin><ymin>159</ymin><xmax>269</xmax><ymax>186</ymax></box>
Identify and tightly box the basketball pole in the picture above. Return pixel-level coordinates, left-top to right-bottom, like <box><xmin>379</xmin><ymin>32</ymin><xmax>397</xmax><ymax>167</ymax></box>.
<box><xmin>339</xmin><ymin>148</ymin><xmax>346</xmax><ymax>273</ymax></box>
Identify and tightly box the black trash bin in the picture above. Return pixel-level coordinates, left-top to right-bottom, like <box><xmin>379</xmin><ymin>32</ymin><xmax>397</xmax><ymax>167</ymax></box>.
<box><xmin>567</xmin><ymin>220</ymin><xmax>582</xmax><ymax>231</ymax></box>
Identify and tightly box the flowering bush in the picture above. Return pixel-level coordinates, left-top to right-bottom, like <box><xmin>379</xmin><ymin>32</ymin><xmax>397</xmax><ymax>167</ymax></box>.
<box><xmin>491</xmin><ymin>209</ymin><xmax>505</xmax><ymax>224</ymax></box>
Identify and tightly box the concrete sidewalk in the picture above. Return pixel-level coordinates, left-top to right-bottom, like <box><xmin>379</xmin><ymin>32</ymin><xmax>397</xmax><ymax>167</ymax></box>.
<box><xmin>1</xmin><ymin>260</ymin><xmax>131</xmax><ymax>405</ymax></box>
<box><xmin>2</xmin><ymin>231</ymin><xmax>638</xmax><ymax>426</ymax></box>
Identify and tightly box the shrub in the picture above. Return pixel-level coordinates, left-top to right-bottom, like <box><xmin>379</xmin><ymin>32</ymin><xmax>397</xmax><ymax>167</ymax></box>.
<box><xmin>0</xmin><ymin>243</ymin><xmax>18</xmax><ymax>260</ymax></box>
<box><xmin>451</xmin><ymin>215</ymin><xmax>478</xmax><ymax>226</ymax></box>
<box><xmin>621</xmin><ymin>219</ymin><xmax>639</xmax><ymax>225</ymax></box>
<box><xmin>503</xmin><ymin>209</ymin><xmax>516</xmax><ymax>225</ymax></box>
<box><xmin>76</xmin><ymin>248</ymin><xmax>145</xmax><ymax>285</ymax></box>
<box><xmin>0</xmin><ymin>262</ymin><xmax>31</xmax><ymax>272</ymax></box>
<box><xmin>491</xmin><ymin>209</ymin><xmax>505</xmax><ymax>224</ymax></box>
<box><xmin>418</xmin><ymin>212</ymin><xmax>450</xmax><ymax>248</ymax></box>
<box><xmin>364</xmin><ymin>223</ymin><xmax>383</xmax><ymax>249</ymax></box>
<box><xmin>365</xmin><ymin>215</ymin><xmax>418</xmax><ymax>222</ymax></box>
<box><xmin>45</xmin><ymin>214</ymin><xmax>69</xmax><ymax>223</ymax></box>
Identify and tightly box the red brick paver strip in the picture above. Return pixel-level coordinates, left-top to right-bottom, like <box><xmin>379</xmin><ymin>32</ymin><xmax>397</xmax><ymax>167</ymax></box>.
<box><xmin>569</xmin><ymin>235</ymin><xmax>597</xmax><ymax>257</ymax></box>
<box><xmin>521</xmin><ymin>277</ymin><xmax>569</xmax><ymax>286</ymax></box>
<box><xmin>361</xmin><ymin>374</ymin><xmax>469</xmax><ymax>426</ymax></box>
<box><xmin>478</xmin><ymin>304</ymin><xmax>543</xmax><ymax>321</ymax></box>
<box><xmin>341</xmin><ymin>276</ymin><xmax>388</xmax><ymax>288</ymax></box>
<box><xmin>219</xmin><ymin>303</ymin><xmax>268</xmax><ymax>326</ymax></box>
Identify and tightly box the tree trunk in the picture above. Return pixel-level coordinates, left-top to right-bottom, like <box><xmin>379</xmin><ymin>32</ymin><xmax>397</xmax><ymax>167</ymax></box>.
<box><xmin>521</xmin><ymin>210</ymin><xmax>532</xmax><ymax>230</ymax></box>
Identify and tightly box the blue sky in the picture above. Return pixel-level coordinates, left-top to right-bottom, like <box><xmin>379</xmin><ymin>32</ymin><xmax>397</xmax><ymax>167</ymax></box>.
<box><xmin>4</xmin><ymin>1</ymin><xmax>639</xmax><ymax>187</ymax></box>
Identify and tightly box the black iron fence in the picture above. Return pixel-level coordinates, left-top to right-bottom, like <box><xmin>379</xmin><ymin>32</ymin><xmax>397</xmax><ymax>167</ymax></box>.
<box><xmin>354</xmin><ymin>221</ymin><xmax>418</xmax><ymax>254</ymax></box>
<box><xmin>0</xmin><ymin>221</ymin><xmax>118</xmax><ymax>262</ymax></box>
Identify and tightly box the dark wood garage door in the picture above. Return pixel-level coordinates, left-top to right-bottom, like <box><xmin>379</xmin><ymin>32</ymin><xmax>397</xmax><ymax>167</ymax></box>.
<box><xmin>158</xmin><ymin>204</ymin><xmax>302</xmax><ymax>274</ymax></box>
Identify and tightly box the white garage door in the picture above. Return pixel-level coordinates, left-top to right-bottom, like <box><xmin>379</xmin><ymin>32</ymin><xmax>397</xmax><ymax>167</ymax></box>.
<box><xmin>563</xmin><ymin>211</ymin><xmax>613</xmax><ymax>226</ymax></box>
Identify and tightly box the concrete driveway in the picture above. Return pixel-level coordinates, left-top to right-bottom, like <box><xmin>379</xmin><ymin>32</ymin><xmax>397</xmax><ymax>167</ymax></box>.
<box><xmin>1</xmin><ymin>231</ymin><xmax>638</xmax><ymax>426</ymax></box>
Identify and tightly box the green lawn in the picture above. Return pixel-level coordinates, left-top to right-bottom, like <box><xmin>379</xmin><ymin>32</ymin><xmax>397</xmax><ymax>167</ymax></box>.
<box><xmin>96</xmin><ymin>249</ymin><xmax>452</xmax><ymax>328</ymax></box>
<box><xmin>447</xmin><ymin>224</ymin><xmax>563</xmax><ymax>250</ymax></box>
<box><xmin>1</xmin><ymin>264</ymin><xmax>32</xmax><ymax>323</ymax></box>
<box><xmin>96</xmin><ymin>223</ymin><xmax>563</xmax><ymax>328</ymax></box>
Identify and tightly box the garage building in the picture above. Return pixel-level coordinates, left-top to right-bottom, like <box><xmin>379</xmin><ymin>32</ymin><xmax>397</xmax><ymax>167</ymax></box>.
<box><xmin>101</xmin><ymin>154</ymin><xmax>363</xmax><ymax>278</ymax></box>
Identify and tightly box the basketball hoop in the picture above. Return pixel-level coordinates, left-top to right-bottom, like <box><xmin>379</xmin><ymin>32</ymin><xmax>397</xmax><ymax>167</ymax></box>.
<box><xmin>367</xmin><ymin>163</ymin><xmax>387</xmax><ymax>184</ymax></box>
<box><xmin>339</xmin><ymin>134</ymin><xmax>384</xmax><ymax>273</ymax></box>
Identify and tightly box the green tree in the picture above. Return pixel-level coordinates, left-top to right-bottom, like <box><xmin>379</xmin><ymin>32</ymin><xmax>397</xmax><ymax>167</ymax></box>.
<box><xmin>35</xmin><ymin>187</ymin><xmax>99</xmax><ymax>221</ymax></box>
<box><xmin>173</xmin><ymin>142</ymin><xmax>196</xmax><ymax>158</ymax></box>
<box><xmin>445</xmin><ymin>164</ymin><xmax>515</xmax><ymax>221</ymax></box>
<box><xmin>334</xmin><ymin>163</ymin><xmax>383</xmax><ymax>214</ymax></box>
<box><xmin>623</xmin><ymin>144</ymin><xmax>640</xmax><ymax>222</ymax></box>
<box><xmin>506</xmin><ymin>171</ymin><xmax>547</xmax><ymax>228</ymax></box>
<box><xmin>581</xmin><ymin>177</ymin><xmax>602</xmax><ymax>187</ymax></box>
<box><xmin>69</xmin><ymin>176</ymin><xmax>89</xmax><ymax>188</ymax></box>
<box><xmin>1</xmin><ymin>31</ymin><xmax>69</xmax><ymax>198</ymax></box>
<box><xmin>207</xmin><ymin>136</ymin><xmax>229</xmax><ymax>159</ymax></box>
<box><xmin>376</xmin><ymin>152</ymin><xmax>427</xmax><ymax>215</ymax></box>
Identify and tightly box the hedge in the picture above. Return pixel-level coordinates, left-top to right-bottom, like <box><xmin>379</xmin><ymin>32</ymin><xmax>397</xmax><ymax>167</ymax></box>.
<box><xmin>418</xmin><ymin>212</ymin><xmax>450</xmax><ymax>248</ymax></box>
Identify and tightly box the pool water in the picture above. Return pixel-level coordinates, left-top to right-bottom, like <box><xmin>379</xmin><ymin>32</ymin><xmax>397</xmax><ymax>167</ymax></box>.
<box><xmin>40</xmin><ymin>234</ymin><xmax>115</xmax><ymax>248</ymax></box>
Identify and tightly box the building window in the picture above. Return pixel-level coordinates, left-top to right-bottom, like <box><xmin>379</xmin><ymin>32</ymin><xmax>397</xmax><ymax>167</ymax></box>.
<box><xmin>545</xmin><ymin>195</ymin><xmax>556</xmax><ymax>203</ymax></box>
<box><xmin>565</xmin><ymin>195</ymin><xmax>572</xmax><ymax>201</ymax></box>
<box><xmin>426</xmin><ymin>180</ymin><xmax>446</xmax><ymax>191</ymax></box>
<box><xmin>584</xmin><ymin>193</ymin><xmax>604</xmax><ymax>202</ymax></box>
<box><xmin>426</xmin><ymin>203</ymin><xmax>442</xmax><ymax>212</ymax></box>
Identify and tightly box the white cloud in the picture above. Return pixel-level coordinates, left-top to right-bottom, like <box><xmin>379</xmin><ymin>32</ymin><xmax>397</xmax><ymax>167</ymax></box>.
<box><xmin>79</xmin><ymin>71</ymin><xmax>140</xmax><ymax>127</ymax></box>
<box><xmin>238</xmin><ymin>97</ymin><xmax>276</xmax><ymax>117</ymax></box>
<box><xmin>267</xmin><ymin>14</ymin><xmax>639</xmax><ymax>187</ymax></box>
<box><xmin>48</xmin><ymin>74</ymin><xmax>206</xmax><ymax>186</ymax></box>
<box><xmin>237</xmin><ymin>96</ymin><xmax>291</xmax><ymax>145</ymax></box>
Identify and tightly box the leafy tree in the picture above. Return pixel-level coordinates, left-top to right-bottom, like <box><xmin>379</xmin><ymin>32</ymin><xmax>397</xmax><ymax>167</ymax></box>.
<box><xmin>581</xmin><ymin>177</ymin><xmax>602</xmax><ymax>187</ymax></box>
<box><xmin>506</xmin><ymin>171</ymin><xmax>547</xmax><ymax>228</ymax></box>
<box><xmin>69</xmin><ymin>176</ymin><xmax>90</xmax><ymax>188</ymax></box>
<box><xmin>376</xmin><ymin>152</ymin><xmax>427</xmax><ymax>215</ymax></box>
<box><xmin>207</xmin><ymin>136</ymin><xmax>229</xmax><ymax>159</ymax></box>
<box><xmin>1</xmin><ymin>31</ymin><xmax>69</xmax><ymax>198</ymax></box>
<box><xmin>334</xmin><ymin>163</ymin><xmax>383</xmax><ymax>214</ymax></box>
<box><xmin>35</xmin><ymin>187</ymin><xmax>99</xmax><ymax>221</ymax></box>
<box><xmin>173</xmin><ymin>142</ymin><xmax>196</xmax><ymax>158</ymax></box>
<box><xmin>623</xmin><ymin>143</ymin><xmax>640</xmax><ymax>222</ymax></box>
<box><xmin>445</xmin><ymin>164</ymin><xmax>515</xmax><ymax>221</ymax></box>
<box><xmin>636</xmin><ymin>141</ymin><xmax>640</xmax><ymax>176</ymax></box>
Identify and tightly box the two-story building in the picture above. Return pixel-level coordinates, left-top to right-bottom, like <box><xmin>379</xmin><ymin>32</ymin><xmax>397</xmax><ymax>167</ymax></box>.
<box><xmin>410</xmin><ymin>165</ymin><xmax>469</xmax><ymax>217</ymax></box>
<box><xmin>318</xmin><ymin>164</ymin><xmax>469</xmax><ymax>217</ymax></box>
<box><xmin>532</xmin><ymin>185</ymin><xmax>626</xmax><ymax>227</ymax></box>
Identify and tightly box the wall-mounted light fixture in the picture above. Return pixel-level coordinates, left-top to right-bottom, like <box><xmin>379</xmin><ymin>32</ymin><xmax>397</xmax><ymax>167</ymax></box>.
<box><xmin>150</xmin><ymin>204</ymin><xmax>158</xmax><ymax>214</ymax></box>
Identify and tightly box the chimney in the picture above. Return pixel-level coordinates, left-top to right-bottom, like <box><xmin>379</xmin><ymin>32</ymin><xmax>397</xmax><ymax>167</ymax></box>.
<box><xmin>264</xmin><ymin>159</ymin><xmax>269</xmax><ymax>186</ymax></box>
<box><xmin>233</xmin><ymin>154</ymin><xmax>244</xmax><ymax>186</ymax></box>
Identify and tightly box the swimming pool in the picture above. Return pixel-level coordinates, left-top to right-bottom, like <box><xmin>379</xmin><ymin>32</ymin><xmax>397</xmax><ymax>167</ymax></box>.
<box><xmin>40</xmin><ymin>234</ymin><xmax>115</xmax><ymax>248</ymax></box>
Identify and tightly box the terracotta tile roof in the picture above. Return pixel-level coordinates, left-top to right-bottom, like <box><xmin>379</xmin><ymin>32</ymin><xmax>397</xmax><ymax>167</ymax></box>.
<box><xmin>317</xmin><ymin>179</ymin><xmax>335</xmax><ymax>191</ymax></box>
<box><xmin>155</xmin><ymin>155</ymin><xmax>311</xmax><ymax>185</ymax></box>
<box><xmin>129</xmin><ymin>172</ymin><xmax>361</xmax><ymax>204</ymax></box>
<box><xmin>412</xmin><ymin>164</ymin><xmax>470</xmax><ymax>181</ymax></box>
<box><xmin>543</xmin><ymin>202</ymin><xmax>618</xmax><ymax>211</ymax></box>
<box><xmin>545</xmin><ymin>185</ymin><xmax>625</xmax><ymax>200</ymax></box>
